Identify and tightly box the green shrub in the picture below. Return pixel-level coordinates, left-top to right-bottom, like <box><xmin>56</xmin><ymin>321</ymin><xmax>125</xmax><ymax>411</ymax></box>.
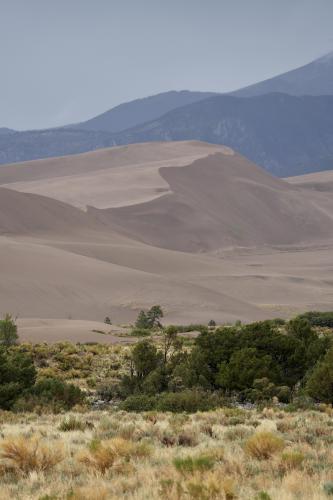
<box><xmin>306</xmin><ymin>347</ymin><xmax>333</xmax><ymax>403</ymax></box>
<box><xmin>0</xmin><ymin>314</ymin><xmax>18</xmax><ymax>346</ymax></box>
<box><xmin>297</xmin><ymin>311</ymin><xmax>333</xmax><ymax>328</ymax></box>
<box><xmin>120</xmin><ymin>394</ymin><xmax>157</xmax><ymax>412</ymax></box>
<box><xmin>14</xmin><ymin>377</ymin><xmax>84</xmax><ymax>412</ymax></box>
<box><xmin>256</xmin><ymin>492</ymin><xmax>272</xmax><ymax>500</ymax></box>
<box><xmin>0</xmin><ymin>348</ymin><xmax>36</xmax><ymax>410</ymax></box>
<box><xmin>323</xmin><ymin>481</ymin><xmax>333</xmax><ymax>496</ymax></box>
<box><xmin>156</xmin><ymin>390</ymin><xmax>221</xmax><ymax>413</ymax></box>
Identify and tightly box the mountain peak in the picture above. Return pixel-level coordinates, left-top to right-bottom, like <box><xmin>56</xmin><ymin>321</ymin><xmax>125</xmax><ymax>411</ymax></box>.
<box><xmin>316</xmin><ymin>50</ymin><xmax>333</xmax><ymax>64</ymax></box>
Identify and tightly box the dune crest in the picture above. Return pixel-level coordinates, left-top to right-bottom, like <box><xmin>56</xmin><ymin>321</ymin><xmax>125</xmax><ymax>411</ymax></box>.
<box><xmin>92</xmin><ymin>152</ymin><xmax>333</xmax><ymax>252</ymax></box>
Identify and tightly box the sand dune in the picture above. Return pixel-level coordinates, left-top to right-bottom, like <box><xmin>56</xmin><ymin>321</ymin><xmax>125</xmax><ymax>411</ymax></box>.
<box><xmin>94</xmin><ymin>153</ymin><xmax>333</xmax><ymax>252</ymax></box>
<box><xmin>0</xmin><ymin>141</ymin><xmax>332</xmax><ymax>338</ymax></box>
<box><xmin>0</xmin><ymin>235</ymin><xmax>266</xmax><ymax>325</ymax></box>
<box><xmin>17</xmin><ymin>318</ymin><xmax>133</xmax><ymax>344</ymax></box>
<box><xmin>286</xmin><ymin>170</ymin><xmax>333</xmax><ymax>194</ymax></box>
<box><xmin>0</xmin><ymin>187</ymin><xmax>106</xmax><ymax>236</ymax></box>
<box><xmin>0</xmin><ymin>141</ymin><xmax>228</xmax><ymax>209</ymax></box>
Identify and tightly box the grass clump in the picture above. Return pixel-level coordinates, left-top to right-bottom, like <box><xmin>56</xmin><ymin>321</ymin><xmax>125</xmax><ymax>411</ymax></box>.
<box><xmin>244</xmin><ymin>431</ymin><xmax>285</xmax><ymax>460</ymax></box>
<box><xmin>77</xmin><ymin>437</ymin><xmax>151</xmax><ymax>474</ymax></box>
<box><xmin>173</xmin><ymin>449</ymin><xmax>223</xmax><ymax>474</ymax></box>
<box><xmin>58</xmin><ymin>415</ymin><xmax>93</xmax><ymax>432</ymax></box>
<box><xmin>173</xmin><ymin>455</ymin><xmax>215</xmax><ymax>474</ymax></box>
<box><xmin>0</xmin><ymin>436</ymin><xmax>63</xmax><ymax>474</ymax></box>
<box><xmin>280</xmin><ymin>450</ymin><xmax>305</xmax><ymax>471</ymax></box>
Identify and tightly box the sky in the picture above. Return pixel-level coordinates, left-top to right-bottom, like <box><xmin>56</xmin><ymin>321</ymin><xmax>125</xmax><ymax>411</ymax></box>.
<box><xmin>1</xmin><ymin>0</ymin><xmax>333</xmax><ymax>130</ymax></box>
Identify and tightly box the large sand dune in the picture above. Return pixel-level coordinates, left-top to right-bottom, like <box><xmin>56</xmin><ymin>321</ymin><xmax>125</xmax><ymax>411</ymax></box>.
<box><xmin>94</xmin><ymin>153</ymin><xmax>333</xmax><ymax>252</ymax></box>
<box><xmin>0</xmin><ymin>141</ymin><xmax>228</xmax><ymax>209</ymax></box>
<box><xmin>286</xmin><ymin>170</ymin><xmax>333</xmax><ymax>192</ymax></box>
<box><xmin>0</xmin><ymin>141</ymin><xmax>332</xmax><ymax>339</ymax></box>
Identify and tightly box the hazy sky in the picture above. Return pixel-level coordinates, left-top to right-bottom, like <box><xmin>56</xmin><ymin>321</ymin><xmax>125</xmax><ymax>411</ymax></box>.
<box><xmin>1</xmin><ymin>0</ymin><xmax>333</xmax><ymax>130</ymax></box>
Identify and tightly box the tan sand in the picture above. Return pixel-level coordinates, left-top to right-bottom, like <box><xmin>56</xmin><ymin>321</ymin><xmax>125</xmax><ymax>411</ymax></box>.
<box><xmin>0</xmin><ymin>142</ymin><xmax>332</xmax><ymax>342</ymax></box>
<box><xmin>0</xmin><ymin>141</ymin><xmax>230</xmax><ymax>209</ymax></box>
<box><xmin>97</xmin><ymin>153</ymin><xmax>333</xmax><ymax>251</ymax></box>
<box><xmin>17</xmin><ymin>318</ymin><xmax>133</xmax><ymax>344</ymax></box>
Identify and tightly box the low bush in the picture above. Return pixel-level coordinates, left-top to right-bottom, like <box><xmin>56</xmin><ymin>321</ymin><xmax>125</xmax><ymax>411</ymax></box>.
<box><xmin>121</xmin><ymin>390</ymin><xmax>223</xmax><ymax>413</ymax></box>
<box><xmin>14</xmin><ymin>377</ymin><xmax>84</xmax><ymax>413</ymax></box>
<box><xmin>156</xmin><ymin>390</ymin><xmax>221</xmax><ymax>413</ymax></box>
<box><xmin>244</xmin><ymin>432</ymin><xmax>285</xmax><ymax>460</ymax></box>
<box><xmin>120</xmin><ymin>394</ymin><xmax>157</xmax><ymax>412</ymax></box>
<box><xmin>323</xmin><ymin>481</ymin><xmax>333</xmax><ymax>496</ymax></box>
<box><xmin>130</xmin><ymin>328</ymin><xmax>151</xmax><ymax>337</ymax></box>
<box><xmin>297</xmin><ymin>311</ymin><xmax>333</xmax><ymax>328</ymax></box>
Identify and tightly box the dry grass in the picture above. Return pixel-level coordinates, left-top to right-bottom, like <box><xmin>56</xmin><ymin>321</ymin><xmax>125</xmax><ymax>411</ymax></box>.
<box><xmin>0</xmin><ymin>436</ymin><xmax>63</xmax><ymax>474</ymax></box>
<box><xmin>244</xmin><ymin>431</ymin><xmax>285</xmax><ymax>460</ymax></box>
<box><xmin>77</xmin><ymin>437</ymin><xmax>152</xmax><ymax>474</ymax></box>
<box><xmin>0</xmin><ymin>408</ymin><xmax>331</xmax><ymax>499</ymax></box>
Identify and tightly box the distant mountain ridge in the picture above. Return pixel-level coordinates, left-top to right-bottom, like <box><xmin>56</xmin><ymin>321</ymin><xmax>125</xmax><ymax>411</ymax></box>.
<box><xmin>1</xmin><ymin>93</ymin><xmax>333</xmax><ymax>176</ymax></box>
<box><xmin>1</xmin><ymin>52</ymin><xmax>333</xmax><ymax>175</ymax></box>
<box><xmin>233</xmin><ymin>51</ymin><xmax>333</xmax><ymax>97</ymax></box>
<box><xmin>107</xmin><ymin>93</ymin><xmax>333</xmax><ymax>177</ymax></box>
<box><xmin>0</xmin><ymin>128</ymin><xmax>15</xmax><ymax>135</ymax></box>
<box><xmin>71</xmin><ymin>90</ymin><xmax>217</xmax><ymax>133</ymax></box>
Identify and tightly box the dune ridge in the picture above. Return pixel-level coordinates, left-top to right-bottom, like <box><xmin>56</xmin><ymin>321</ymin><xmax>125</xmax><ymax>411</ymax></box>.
<box><xmin>0</xmin><ymin>141</ymin><xmax>332</xmax><ymax>338</ymax></box>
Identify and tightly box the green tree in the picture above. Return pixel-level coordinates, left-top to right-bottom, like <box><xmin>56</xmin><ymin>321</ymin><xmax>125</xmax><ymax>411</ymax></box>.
<box><xmin>286</xmin><ymin>317</ymin><xmax>316</xmax><ymax>345</ymax></box>
<box><xmin>306</xmin><ymin>347</ymin><xmax>333</xmax><ymax>404</ymax></box>
<box><xmin>135</xmin><ymin>310</ymin><xmax>150</xmax><ymax>329</ymax></box>
<box><xmin>135</xmin><ymin>306</ymin><xmax>164</xmax><ymax>329</ymax></box>
<box><xmin>0</xmin><ymin>314</ymin><xmax>18</xmax><ymax>346</ymax></box>
<box><xmin>146</xmin><ymin>305</ymin><xmax>164</xmax><ymax>328</ymax></box>
<box><xmin>131</xmin><ymin>340</ymin><xmax>161</xmax><ymax>380</ymax></box>
<box><xmin>0</xmin><ymin>348</ymin><xmax>36</xmax><ymax>409</ymax></box>
<box><xmin>161</xmin><ymin>325</ymin><xmax>182</xmax><ymax>364</ymax></box>
<box><xmin>216</xmin><ymin>347</ymin><xmax>276</xmax><ymax>393</ymax></box>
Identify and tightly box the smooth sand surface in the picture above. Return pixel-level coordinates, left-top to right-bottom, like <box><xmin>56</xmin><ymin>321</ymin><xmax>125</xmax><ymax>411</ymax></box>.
<box><xmin>96</xmin><ymin>153</ymin><xmax>333</xmax><ymax>252</ymax></box>
<box><xmin>17</xmin><ymin>318</ymin><xmax>133</xmax><ymax>344</ymax></box>
<box><xmin>0</xmin><ymin>142</ymin><xmax>332</xmax><ymax>342</ymax></box>
<box><xmin>286</xmin><ymin>170</ymin><xmax>333</xmax><ymax>192</ymax></box>
<box><xmin>0</xmin><ymin>141</ymin><xmax>230</xmax><ymax>209</ymax></box>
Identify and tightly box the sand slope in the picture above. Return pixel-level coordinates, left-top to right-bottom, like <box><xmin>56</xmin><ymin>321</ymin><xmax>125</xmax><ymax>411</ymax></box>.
<box><xmin>0</xmin><ymin>235</ymin><xmax>265</xmax><ymax>324</ymax></box>
<box><xmin>0</xmin><ymin>141</ymin><xmax>228</xmax><ymax>209</ymax></box>
<box><xmin>0</xmin><ymin>187</ymin><xmax>106</xmax><ymax>236</ymax></box>
<box><xmin>286</xmin><ymin>170</ymin><xmax>333</xmax><ymax>194</ymax></box>
<box><xmin>94</xmin><ymin>153</ymin><xmax>333</xmax><ymax>252</ymax></box>
<box><xmin>16</xmin><ymin>319</ymin><xmax>132</xmax><ymax>344</ymax></box>
<box><xmin>0</xmin><ymin>141</ymin><xmax>332</xmax><ymax>337</ymax></box>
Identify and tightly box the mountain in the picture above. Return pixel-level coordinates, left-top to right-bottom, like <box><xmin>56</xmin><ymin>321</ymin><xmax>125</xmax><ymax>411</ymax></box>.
<box><xmin>0</xmin><ymin>127</ymin><xmax>15</xmax><ymax>135</ymax></box>
<box><xmin>0</xmin><ymin>128</ymin><xmax>114</xmax><ymax>164</ymax></box>
<box><xmin>91</xmin><ymin>150</ymin><xmax>333</xmax><ymax>252</ymax></box>
<box><xmin>108</xmin><ymin>93</ymin><xmax>333</xmax><ymax>176</ymax></box>
<box><xmin>234</xmin><ymin>51</ymin><xmax>333</xmax><ymax>97</ymax></box>
<box><xmin>72</xmin><ymin>90</ymin><xmax>217</xmax><ymax>133</ymax></box>
<box><xmin>2</xmin><ymin>93</ymin><xmax>333</xmax><ymax>176</ymax></box>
